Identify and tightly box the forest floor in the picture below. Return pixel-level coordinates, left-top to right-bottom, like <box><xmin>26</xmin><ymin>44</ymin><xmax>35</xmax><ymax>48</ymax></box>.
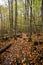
<box><xmin>0</xmin><ymin>33</ymin><xmax>43</xmax><ymax>65</ymax></box>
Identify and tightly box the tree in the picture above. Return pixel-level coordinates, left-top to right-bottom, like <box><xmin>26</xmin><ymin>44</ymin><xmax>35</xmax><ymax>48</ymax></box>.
<box><xmin>8</xmin><ymin>0</ymin><xmax>13</xmax><ymax>35</ymax></box>
<box><xmin>15</xmin><ymin>0</ymin><xmax>17</xmax><ymax>39</ymax></box>
<box><xmin>0</xmin><ymin>6</ymin><xmax>4</xmax><ymax>37</ymax></box>
<box><xmin>42</xmin><ymin>0</ymin><xmax>43</xmax><ymax>35</ymax></box>
<box><xmin>29</xmin><ymin>0</ymin><xmax>32</xmax><ymax>41</ymax></box>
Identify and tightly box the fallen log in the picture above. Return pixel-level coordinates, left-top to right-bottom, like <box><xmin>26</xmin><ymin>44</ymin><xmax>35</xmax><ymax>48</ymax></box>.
<box><xmin>33</xmin><ymin>41</ymin><xmax>39</xmax><ymax>46</ymax></box>
<box><xmin>14</xmin><ymin>34</ymin><xmax>22</xmax><ymax>38</ymax></box>
<box><xmin>2</xmin><ymin>36</ymin><xmax>9</xmax><ymax>41</ymax></box>
<box><xmin>0</xmin><ymin>43</ymin><xmax>12</xmax><ymax>54</ymax></box>
<box><xmin>36</xmin><ymin>54</ymin><xmax>43</xmax><ymax>61</ymax></box>
<box><xmin>33</xmin><ymin>41</ymin><xmax>43</xmax><ymax>46</ymax></box>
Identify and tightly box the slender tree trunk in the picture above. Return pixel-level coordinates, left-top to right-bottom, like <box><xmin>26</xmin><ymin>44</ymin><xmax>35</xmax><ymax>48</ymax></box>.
<box><xmin>3</xmin><ymin>15</ymin><xmax>5</xmax><ymax>31</ymax></box>
<box><xmin>11</xmin><ymin>0</ymin><xmax>13</xmax><ymax>30</ymax></box>
<box><xmin>8</xmin><ymin>0</ymin><xmax>13</xmax><ymax>35</ymax></box>
<box><xmin>29</xmin><ymin>0</ymin><xmax>32</xmax><ymax>40</ymax></box>
<box><xmin>0</xmin><ymin>7</ymin><xmax>3</xmax><ymax>37</ymax></box>
<box><xmin>27</xmin><ymin>0</ymin><xmax>29</xmax><ymax>34</ymax></box>
<box><xmin>42</xmin><ymin>0</ymin><xmax>43</xmax><ymax>35</ymax></box>
<box><xmin>15</xmin><ymin>0</ymin><xmax>17</xmax><ymax>39</ymax></box>
<box><xmin>24</xmin><ymin>0</ymin><xmax>27</xmax><ymax>32</ymax></box>
<box><xmin>25</xmin><ymin>0</ymin><xmax>27</xmax><ymax>22</ymax></box>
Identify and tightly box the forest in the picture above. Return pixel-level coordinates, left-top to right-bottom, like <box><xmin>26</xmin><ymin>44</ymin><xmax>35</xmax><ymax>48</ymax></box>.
<box><xmin>0</xmin><ymin>0</ymin><xmax>43</xmax><ymax>65</ymax></box>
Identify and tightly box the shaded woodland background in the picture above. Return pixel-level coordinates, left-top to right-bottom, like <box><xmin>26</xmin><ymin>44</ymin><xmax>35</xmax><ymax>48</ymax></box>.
<box><xmin>0</xmin><ymin>0</ymin><xmax>43</xmax><ymax>65</ymax></box>
<box><xmin>0</xmin><ymin>0</ymin><xmax>42</xmax><ymax>37</ymax></box>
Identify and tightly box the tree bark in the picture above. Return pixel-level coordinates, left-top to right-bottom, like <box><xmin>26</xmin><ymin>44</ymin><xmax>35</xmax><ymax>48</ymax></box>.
<box><xmin>15</xmin><ymin>0</ymin><xmax>17</xmax><ymax>39</ymax></box>
<box><xmin>0</xmin><ymin>7</ymin><xmax>4</xmax><ymax>36</ymax></box>
<box><xmin>0</xmin><ymin>43</ymin><xmax>12</xmax><ymax>54</ymax></box>
<box><xmin>42</xmin><ymin>0</ymin><xmax>43</xmax><ymax>35</ymax></box>
<box><xmin>29</xmin><ymin>0</ymin><xmax>32</xmax><ymax>40</ymax></box>
<box><xmin>8</xmin><ymin>0</ymin><xmax>13</xmax><ymax>35</ymax></box>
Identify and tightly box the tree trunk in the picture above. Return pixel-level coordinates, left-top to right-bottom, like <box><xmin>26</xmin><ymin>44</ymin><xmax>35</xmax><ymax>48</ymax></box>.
<box><xmin>0</xmin><ymin>7</ymin><xmax>3</xmax><ymax>37</ymax></box>
<box><xmin>15</xmin><ymin>0</ymin><xmax>17</xmax><ymax>39</ymax></box>
<box><xmin>29</xmin><ymin>0</ymin><xmax>32</xmax><ymax>40</ymax></box>
<box><xmin>42</xmin><ymin>0</ymin><xmax>43</xmax><ymax>35</ymax></box>
<box><xmin>25</xmin><ymin>0</ymin><xmax>27</xmax><ymax>22</ymax></box>
<box><xmin>8</xmin><ymin>0</ymin><xmax>13</xmax><ymax>35</ymax></box>
<box><xmin>27</xmin><ymin>0</ymin><xmax>29</xmax><ymax>34</ymax></box>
